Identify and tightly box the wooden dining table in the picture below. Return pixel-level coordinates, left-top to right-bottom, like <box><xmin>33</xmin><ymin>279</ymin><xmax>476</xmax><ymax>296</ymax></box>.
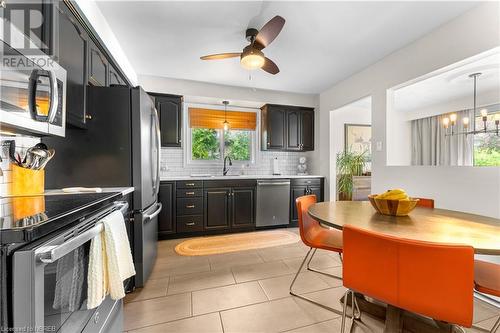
<box><xmin>308</xmin><ymin>201</ymin><xmax>500</xmax><ymax>333</ymax></box>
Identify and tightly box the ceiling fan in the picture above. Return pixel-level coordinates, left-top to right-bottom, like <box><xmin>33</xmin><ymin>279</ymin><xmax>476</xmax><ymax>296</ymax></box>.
<box><xmin>200</xmin><ymin>15</ymin><xmax>285</xmax><ymax>75</ymax></box>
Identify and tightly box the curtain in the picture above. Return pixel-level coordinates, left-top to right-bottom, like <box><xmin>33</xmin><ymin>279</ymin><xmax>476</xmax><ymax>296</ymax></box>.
<box><xmin>411</xmin><ymin>109</ymin><xmax>474</xmax><ymax>166</ymax></box>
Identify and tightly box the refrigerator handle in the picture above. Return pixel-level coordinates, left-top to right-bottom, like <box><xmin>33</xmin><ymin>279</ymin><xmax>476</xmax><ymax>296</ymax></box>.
<box><xmin>152</xmin><ymin>107</ymin><xmax>161</xmax><ymax>196</ymax></box>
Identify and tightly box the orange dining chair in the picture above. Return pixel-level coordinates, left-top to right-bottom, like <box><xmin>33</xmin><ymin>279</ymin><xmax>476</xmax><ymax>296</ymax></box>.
<box><xmin>415</xmin><ymin>197</ymin><xmax>435</xmax><ymax>208</ymax></box>
<box><xmin>289</xmin><ymin>195</ymin><xmax>343</xmax><ymax>313</ymax></box>
<box><xmin>474</xmin><ymin>260</ymin><xmax>500</xmax><ymax>333</ymax></box>
<box><xmin>341</xmin><ymin>224</ymin><xmax>474</xmax><ymax>333</ymax></box>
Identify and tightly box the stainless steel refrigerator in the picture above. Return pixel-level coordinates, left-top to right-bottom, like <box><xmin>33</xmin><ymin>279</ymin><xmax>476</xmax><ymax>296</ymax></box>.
<box><xmin>43</xmin><ymin>86</ymin><xmax>162</xmax><ymax>287</ymax></box>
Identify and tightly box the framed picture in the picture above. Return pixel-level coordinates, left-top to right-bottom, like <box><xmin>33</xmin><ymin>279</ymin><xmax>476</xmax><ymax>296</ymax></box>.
<box><xmin>344</xmin><ymin>124</ymin><xmax>371</xmax><ymax>159</ymax></box>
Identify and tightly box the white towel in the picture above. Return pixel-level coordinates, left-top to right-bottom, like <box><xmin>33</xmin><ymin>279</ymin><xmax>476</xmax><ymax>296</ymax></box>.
<box><xmin>87</xmin><ymin>210</ymin><xmax>135</xmax><ymax>309</ymax></box>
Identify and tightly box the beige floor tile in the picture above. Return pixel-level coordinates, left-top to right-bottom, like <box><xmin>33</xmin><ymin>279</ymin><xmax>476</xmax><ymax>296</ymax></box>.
<box><xmin>128</xmin><ymin>313</ymin><xmax>223</xmax><ymax>333</ymax></box>
<box><xmin>473</xmin><ymin>299</ymin><xmax>500</xmax><ymax>323</ymax></box>
<box><xmin>292</xmin><ymin>296</ymin><xmax>341</xmax><ymax>322</ymax></box>
<box><xmin>231</xmin><ymin>260</ymin><xmax>294</xmax><ymax>283</ymax></box>
<box><xmin>125</xmin><ymin>277</ymin><xmax>169</xmax><ymax>303</ymax></box>
<box><xmin>315</xmin><ymin>266</ymin><xmax>343</xmax><ymax>288</ymax></box>
<box><xmin>192</xmin><ymin>281</ymin><xmax>268</xmax><ymax>315</ymax></box>
<box><xmin>259</xmin><ymin>271</ymin><xmax>330</xmax><ymax>300</ymax></box>
<box><xmin>123</xmin><ymin>293</ymin><xmax>191</xmax><ymax>331</ymax></box>
<box><xmin>283</xmin><ymin>253</ymin><xmax>342</xmax><ymax>272</ymax></box>
<box><xmin>284</xmin><ymin>318</ymin><xmax>341</xmax><ymax>333</ymax></box>
<box><xmin>257</xmin><ymin>246</ymin><xmax>308</xmax><ymax>262</ymax></box>
<box><xmin>301</xmin><ymin>286</ymin><xmax>348</xmax><ymax>313</ymax></box>
<box><xmin>167</xmin><ymin>269</ymin><xmax>235</xmax><ymax>295</ymax></box>
<box><xmin>220</xmin><ymin>297</ymin><xmax>335</xmax><ymax>333</ymax></box>
<box><xmin>150</xmin><ymin>256</ymin><xmax>211</xmax><ymax>279</ymax></box>
<box><xmin>208</xmin><ymin>250</ymin><xmax>264</xmax><ymax>270</ymax></box>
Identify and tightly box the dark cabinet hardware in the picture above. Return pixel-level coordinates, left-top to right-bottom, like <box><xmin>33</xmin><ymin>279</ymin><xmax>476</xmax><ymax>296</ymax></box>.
<box><xmin>186</xmin><ymin>222</ymin><xmax>196</xmax><ymax>226</ymax></box>
<box><xmin>186</xmin><ymin>204</ymin><xmax>195</xmax><ymax>208</ymax></box>
<box><xmin>186</xmin><ymin>192</ymin><xmax>195</xmax><ymax>195</ymax></box>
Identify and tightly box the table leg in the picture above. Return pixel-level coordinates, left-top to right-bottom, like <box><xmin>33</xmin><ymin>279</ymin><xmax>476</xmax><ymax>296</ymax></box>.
<box><xmin>384</xmin><ymin>305</ymin><xmax>402</xmax><ymax>333</ymax></box>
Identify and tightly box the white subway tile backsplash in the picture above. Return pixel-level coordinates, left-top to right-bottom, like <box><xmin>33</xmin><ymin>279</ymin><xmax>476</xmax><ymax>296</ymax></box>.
<box><xmin>160</xmin><ymin>148</ymin><xmax>313</xmax><ymax>177</ymax></box>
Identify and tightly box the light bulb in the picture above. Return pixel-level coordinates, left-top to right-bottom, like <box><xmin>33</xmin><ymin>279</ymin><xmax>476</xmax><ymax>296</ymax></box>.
<box><xmin>442</xmin><ymin>117</ymin><xmax>450</xmax><ymax>128</ymax></box>
<box><xmin>480</xmin><ymin>109</ymin><xmax>488</xmax><ymax>117</ymax></box>
<box><xmin>449</xmin><ymin>113</ymin><xmax>457</xmax><ymax>125</ymax></box>
<box><xmin>223</xmin><ymin>121</ymin><xmax>229</xmax><ymax>131</ymax></box>
<box><xmin>462</xmin><ymin>117</ymin><xmax>469</xmax><ymax>128</ymax></box>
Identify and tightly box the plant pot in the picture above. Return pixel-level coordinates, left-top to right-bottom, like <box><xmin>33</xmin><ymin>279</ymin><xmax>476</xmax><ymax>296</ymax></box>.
<box><xmin>338</xmin><ymin>192</ymin><xmax>352</xmax><ymax>201</ymax></box>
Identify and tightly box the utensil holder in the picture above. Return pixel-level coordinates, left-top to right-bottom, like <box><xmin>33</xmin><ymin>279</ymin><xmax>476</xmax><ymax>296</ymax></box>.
<box><xmin>10</xmin><ymin>164</ymin><xmax>45</xmax><ymax>196</ymax></box>
<box><xmin>12</xmin><ymin>196</ymin><xmax>46</xmax><ymax>221</ymax></box>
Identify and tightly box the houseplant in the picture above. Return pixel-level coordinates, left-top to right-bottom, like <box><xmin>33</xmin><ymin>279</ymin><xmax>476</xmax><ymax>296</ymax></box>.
<box><xmin>336</xmin><ymin>150</ymin><xmax>367</xmax><ymax>201</ymax></box>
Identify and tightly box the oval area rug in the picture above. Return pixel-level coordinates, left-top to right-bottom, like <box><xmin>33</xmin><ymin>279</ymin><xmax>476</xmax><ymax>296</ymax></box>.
<box><xmin>175</xmin><ymin>230</ymin><xmax>300</xmax><ymax>256</ymax></box>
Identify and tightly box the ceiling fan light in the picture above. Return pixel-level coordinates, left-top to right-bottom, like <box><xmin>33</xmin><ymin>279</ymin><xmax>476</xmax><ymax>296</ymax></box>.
<box><xmin>240</xmin><ymin>47</ymin><xmax>265</xmax><ymax>70</ymax></box>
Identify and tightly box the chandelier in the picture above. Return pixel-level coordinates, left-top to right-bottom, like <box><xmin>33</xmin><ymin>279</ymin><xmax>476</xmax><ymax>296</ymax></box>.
<box><xmin>442</xmin><ymin>73</ymin><xmax>499</xmax><ymax>136</ymax></box>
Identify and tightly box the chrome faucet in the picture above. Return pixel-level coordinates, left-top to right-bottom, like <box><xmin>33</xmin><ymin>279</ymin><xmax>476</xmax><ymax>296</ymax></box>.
<box><xmin>223</xmin><ymin>156</ymin><xmax>232</xmax><ymax>176</ymax></box>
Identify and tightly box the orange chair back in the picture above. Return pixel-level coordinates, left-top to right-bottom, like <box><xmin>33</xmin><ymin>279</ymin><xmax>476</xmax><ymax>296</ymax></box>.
<box><xmin>415</xmin><ymin>197</ymin><xmax>434</xmax><ymax>208</ymax></box>
<box><xmin>295</xmin><ymin>195</ymin><xmax>319</xmax><ymax>247</ymax></box>
<box><xmin>343</xmin><ymin>225</ymin><xmax>474</xmax><ymax>327</ymax></box>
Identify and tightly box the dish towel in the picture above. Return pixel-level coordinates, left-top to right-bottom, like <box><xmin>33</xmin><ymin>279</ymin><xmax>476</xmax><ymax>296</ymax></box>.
<box><xmin>53</xmin><ymin>246</ymin><xmax>86</xmax><ymax>312</ymax></box>
<box><xmin>87</xmin><ymin>210</ymin><xmax>135</xmax><ymax>309</ymax></box>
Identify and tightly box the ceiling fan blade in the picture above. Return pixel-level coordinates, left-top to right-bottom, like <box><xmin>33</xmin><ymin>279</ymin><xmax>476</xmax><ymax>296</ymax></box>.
<box><xmin>262</xmin><ymin>57</ymin><xmax>279</xmax><ymax>75</ymax></box>
<box><xmin>254</xmin><ymin>15</ymin><xmax>285</xmax><ymax>50</ymax></box>
<box><xmin>200</xmin><ymin>53</ymin><xmax>241</xmax><ymax>60</ymax></box>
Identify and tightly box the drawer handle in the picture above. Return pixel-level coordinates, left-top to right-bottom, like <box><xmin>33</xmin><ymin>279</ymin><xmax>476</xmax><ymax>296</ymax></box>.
<box><xmin>186</xmin><ymin>192</ymin><xmax>195</xmax><ymax>195</ymax></box>
<box><xmin>186</xmin><ymin>222</ymin><xmax>196</xmax><ymax>226</ymax></box>
<box><xmin>186</xmin><ymin>183</ymin><xmax>195</xmax><ymax>186</ymax></box>
<box><xmin>186</xmin><ymin>205</ymin><xmax>195</xmax><ymax>208</ymax></box>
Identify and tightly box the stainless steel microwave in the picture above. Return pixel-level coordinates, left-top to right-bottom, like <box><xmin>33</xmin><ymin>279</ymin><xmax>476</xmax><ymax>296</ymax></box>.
<box><xmin>0</xmin><ymin>18</ymin><xmax>66</xmax><ymax>137</ymax></box>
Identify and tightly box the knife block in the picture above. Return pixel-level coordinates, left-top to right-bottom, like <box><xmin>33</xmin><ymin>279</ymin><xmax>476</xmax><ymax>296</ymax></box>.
<box><xmin>10</xmin><ymin>164</ymin><xmax>45</xmax><ymax>196</ymax></box>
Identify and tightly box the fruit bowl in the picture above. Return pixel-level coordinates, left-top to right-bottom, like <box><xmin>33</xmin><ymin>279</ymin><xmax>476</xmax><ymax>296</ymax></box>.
<box><xmin>368</xmin><ymin>194</ymin><xmax>420</xmax><ymax>216</ymax></box>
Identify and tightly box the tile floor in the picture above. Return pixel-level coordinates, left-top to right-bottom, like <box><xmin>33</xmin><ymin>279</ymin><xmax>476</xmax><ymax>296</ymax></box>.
<box><xmin>124</xmin><ymin>228</ymin><xmax>500</xmax><ymax>333</ymax></box>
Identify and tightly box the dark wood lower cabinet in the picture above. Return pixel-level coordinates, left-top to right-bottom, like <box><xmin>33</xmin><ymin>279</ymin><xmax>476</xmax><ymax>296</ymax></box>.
<box><xmin>204</xmin><ymin>188</ymin><xmax>231</xmax><ymax>230</ymax></box>
<box><xmin>231</xmin><ymin>187</ymin><xmax>255</xmax><ymax>229</ymax></box>
<box><xmin>158</xmin><ymin>182</ymin><xmax>175</xmax><ymax>235</ymax></box>
<box><xmin>290</xmin><ymin>178</ymin><xmax>325</xmax><ymax>226</ymax></box>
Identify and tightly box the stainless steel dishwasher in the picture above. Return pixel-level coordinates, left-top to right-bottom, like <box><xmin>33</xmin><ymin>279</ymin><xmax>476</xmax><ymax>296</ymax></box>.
<box><xmin>256</xmin><ymin>179</ymin><xmax>291</xmax><ymax>227</ymax></box>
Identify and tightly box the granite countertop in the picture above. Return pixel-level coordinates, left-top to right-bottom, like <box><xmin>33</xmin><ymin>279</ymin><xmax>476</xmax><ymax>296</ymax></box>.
<box><xmin>160</xmin><ymin>175</ymin><xmax>325</xmax><ymax>181</ymax></box>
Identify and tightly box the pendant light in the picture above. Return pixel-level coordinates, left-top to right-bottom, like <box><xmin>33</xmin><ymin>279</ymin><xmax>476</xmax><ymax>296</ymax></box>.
<box><xmin>222</xmin><ymin>100</ymin><xmax>230</xmax><ymax>131</ymax></box>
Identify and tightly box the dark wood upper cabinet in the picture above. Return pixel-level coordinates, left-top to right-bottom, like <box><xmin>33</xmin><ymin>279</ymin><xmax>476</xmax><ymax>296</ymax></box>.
<box><xmin>261</xmin><ymin>104</ymin><xmax>315</xmax><ymax>151</ymax></box>
<box><xmin>300</xmin><ymin>108</ymin><xmax>315</xmax><ymax>151</ymax></box>
<box><xmin>158</xmin><ymin>182</ymin><xmax>175</xmax><ymax>235</ymax></box>
<box><xmin>261</xmin><ymin>105</ymin><xmax>286</xmax><ymax>150</ymax></box>
<box><xmin>231</xmin><ymin>188</ymin><xmax>255</xmax><ymax>229</ymax></box>
<box><xmin>57</xmin><ymin>3</ymin><xmax>88</xmax><ymax>128</ymax></box>
<box><xmin>286</xmin><ymin>110</ymin><xmax>301</xmax><ymax>150</ymax></box>
<box><xmin>109</xmin><ymin>66</ymin><xmax>126</xmax><ymax>86</ymax></box>
<box><xmin>204</xmin><ymin>188</ymin><xmax>231</xmax><ymax>230</ymax></box>
<box><xmin>88</xmin><ymin>39</ymin><xmax>108</xmax><ymax>87</ymax></box>
<box><xmin>149</xmin><ymin>93</ymin><xmax>183</xmax><ymax>148</ymax></box>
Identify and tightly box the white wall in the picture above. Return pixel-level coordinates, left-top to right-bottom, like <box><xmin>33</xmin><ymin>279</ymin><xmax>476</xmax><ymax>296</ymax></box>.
<box><xmin>316</xmin><ymin>2</ymin><xmax>500</xmax><ymax>218</ymax></box>
<box><xmin>139</xmin><ymin>75</ymin><xmax>318</xmax><ymax>108</ymax></box>
<box><xmin>329</xmin><ymin>100</ymin><xmax>372</xmax><ymax>197</ymax></box>
<box><xmin>74</xmin><ymin>0</ymin><xmax>138</xmax><ymax>85</ymax></box>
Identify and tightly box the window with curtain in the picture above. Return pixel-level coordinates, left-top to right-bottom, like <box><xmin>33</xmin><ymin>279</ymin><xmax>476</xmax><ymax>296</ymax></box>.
<box><xmin>411</xmin><ymin>109</ymin><xmax>474</xmax><ymax>166</ymax></box>
<box><xmin>187</xmin><ymin>108</ymin><xmax>257</xmax><ymax>164</ymax></box>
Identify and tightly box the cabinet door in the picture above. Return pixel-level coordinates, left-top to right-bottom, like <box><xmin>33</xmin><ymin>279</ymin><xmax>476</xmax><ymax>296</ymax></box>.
<box><xmin>154</xmin><ymin>95</ymin><xmax>183</xmax><ymax>147</ymax></box>
<box><xmin>108</xmin><ymin>66</ymin><xmax>125</xmax><ymax>86</ymax></box>
<box><xmin>231</xmin><ymin>187</ymin><xmax>255</xmax><ymax>229</ymax></box>
<box><xmin>286</xmin><ymin>110</ymin><xmax>301</xmax><ymax>150</ymax></box>
<box><xmin>290</xmin><ymin>186</ymin><xmax>307</xmax><ymax>223</ymax></box>
<box><xmin>58</xmin><ymin>4</ymin><xmax>88</xmax><ymax>128</ymax></box>
<box><xmin>266</xmin><ymin>107</ymin><xmax>286</xmax><ymax>150</ymax></box>
<box><xmin>88</xmin><ymin>40</ymin><xmax>107</xmax><ymax>86</ymax></box>
<box><xmin>158</xmin><ymin>182</ymin><xmax>175</xmax><ymax>234</ymax></box>
<box><xmin>204</xmin><ymin>188</ymin><xmax>230</xmax><ymax>230</ymax></box>
<box><xmin>300</xmin><ymin>110</ymin><xmax>315</xmax><ymax>151</ymax></box>
<box><xmin>309</xmin><ymin>186</ymin><xmax>323</xmax><ymax>202</ymax></box>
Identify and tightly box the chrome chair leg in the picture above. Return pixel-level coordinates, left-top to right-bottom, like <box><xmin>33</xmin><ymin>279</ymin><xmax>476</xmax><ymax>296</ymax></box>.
<box><xmin>340</xmin><ymin>289</ymin><xmax>360</xmax><ymax>333</ymax></box>
<box><xmin>289</xmin><ymin>248</ymin><xmax>343</xmax><ymax>316</ymax></box>
<box><xmin>306</xmin><ymin>247</ymin><xmax>342</xmax><ymax>280</ymax></box>
<box><xmin>341</xmin><ymin>290</ymin><xmax>350</xmax><ymax>333</ymax></box>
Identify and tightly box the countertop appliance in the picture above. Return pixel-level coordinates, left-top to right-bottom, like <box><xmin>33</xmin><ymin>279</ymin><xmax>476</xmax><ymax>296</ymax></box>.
<box><xmin>43</xmin><ymin>86</ymin><xmax>162</xmax><ymax>288</ymax></box>
<box><xmin>0</xmin><ymin>18</ymin><xmax>66</xmax><ymax>137</ymax></box>
<box><xmin>256</xmin><ymin>179</ymin><xmax>290</xmax><ymax>227</ymax></box>
<box><xmin>0</xmin><ymin>191</ymin><xmax>130</xmax><ymax>331</ymax></box>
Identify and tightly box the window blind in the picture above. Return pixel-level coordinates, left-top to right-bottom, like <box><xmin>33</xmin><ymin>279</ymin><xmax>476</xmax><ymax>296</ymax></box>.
<box><xmin>189</xmin><ymin>108</ymin><xmax>257</xmax><ymax>130</ymax></box>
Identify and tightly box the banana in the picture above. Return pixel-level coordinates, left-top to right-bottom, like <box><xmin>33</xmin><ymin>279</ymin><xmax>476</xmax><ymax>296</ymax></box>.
<box><xmin>376</xmin><ymin>189</ymin><xmax>408</xmax><ymax>200</ymax></box>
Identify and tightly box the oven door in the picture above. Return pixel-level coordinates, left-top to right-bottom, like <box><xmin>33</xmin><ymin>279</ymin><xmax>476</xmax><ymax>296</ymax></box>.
<box><xmin>0</xmin><ymin>18</ymin><xmax>66</xmax><ymax>137</ymax></box>
<box><xmin>12</xmin><ymin>201</ymin><xmax>128</xmax><ymax>333</ymax></box>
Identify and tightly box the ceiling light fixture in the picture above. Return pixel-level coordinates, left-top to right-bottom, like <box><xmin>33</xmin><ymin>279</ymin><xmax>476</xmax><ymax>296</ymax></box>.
<box><xmin>223</xmin><ymin>100</ymin><xmax>230</xmax><ymax>131</ymax></box>
<box><xmin>240</xmin><ymin>46</ymin><xmax>265</xmax><ymax>70</ymax></box>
